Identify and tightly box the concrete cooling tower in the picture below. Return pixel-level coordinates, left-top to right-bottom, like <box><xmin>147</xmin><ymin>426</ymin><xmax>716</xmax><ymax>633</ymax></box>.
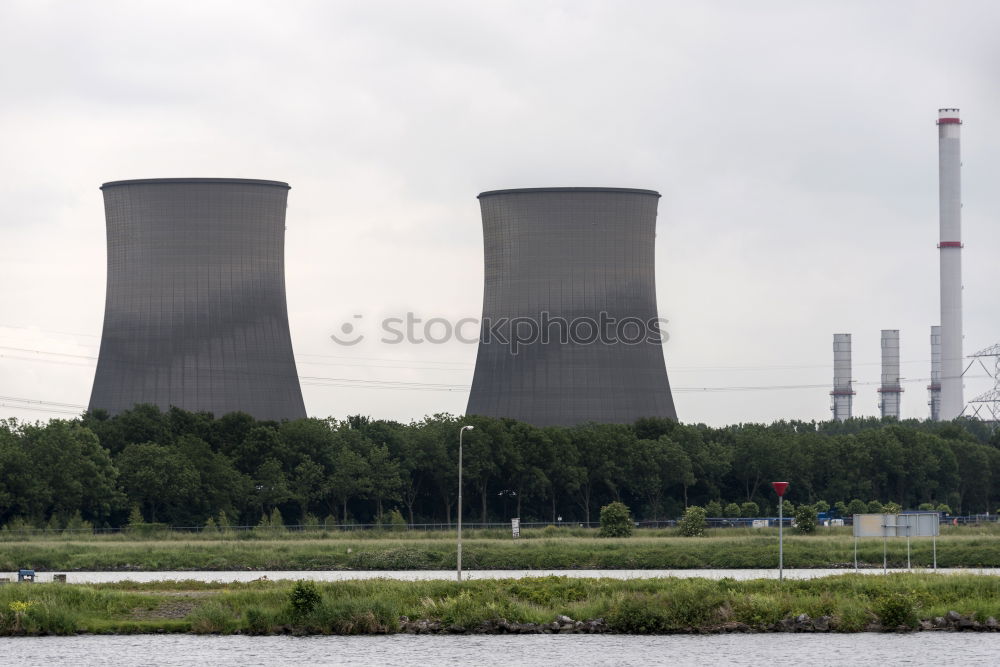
<box><xmin>466</xmin><ymin>187</ymin><xmax>677</xmax><ymax>426</ymax></box>
<box><xmin>89</xmin><ymin>178</ymin><xmax>306</xmax><ymax>421</ymax></box>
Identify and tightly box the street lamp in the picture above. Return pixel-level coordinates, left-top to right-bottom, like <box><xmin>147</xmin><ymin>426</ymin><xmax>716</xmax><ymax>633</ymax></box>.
<box><xmin>772</xmin><ymin>482</ymin><xmax>789</xmax><ymax>581</ymax></box>
<box><xmin>457</xmin><ymin>425</ymin><xmax>474</xmax><ymax>581</ymax></box>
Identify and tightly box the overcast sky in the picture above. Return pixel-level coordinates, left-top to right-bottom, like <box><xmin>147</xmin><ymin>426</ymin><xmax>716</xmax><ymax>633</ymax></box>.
<box><xmin>2</xmin><ymin>0</ymin><xmax>999</xmax><ymax>426</ymax></box>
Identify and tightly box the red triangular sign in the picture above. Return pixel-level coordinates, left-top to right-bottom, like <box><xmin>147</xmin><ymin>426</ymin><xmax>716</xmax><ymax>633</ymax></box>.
<box><xmin>772</xmin><ymin>482</ymin><xmax>789</xmax><ymax>497</ymax></box>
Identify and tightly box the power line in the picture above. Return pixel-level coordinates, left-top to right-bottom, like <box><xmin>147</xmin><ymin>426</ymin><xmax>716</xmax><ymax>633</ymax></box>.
<box><xmin>0</xmin><ymin>395</ymin><xmax>87</xmax><ymax>409</ymax></box>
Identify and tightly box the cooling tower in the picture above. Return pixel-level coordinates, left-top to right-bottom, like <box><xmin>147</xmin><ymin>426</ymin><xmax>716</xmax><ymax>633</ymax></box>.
<box><xmin>466</xmin><ymin>187</ymin><xmax>677</xmax><ymax>426</ymax></box>
<box><xmin>89</xmin><ymin>178</ymin><xmax>307</xmax><ymax>421</ymax></box>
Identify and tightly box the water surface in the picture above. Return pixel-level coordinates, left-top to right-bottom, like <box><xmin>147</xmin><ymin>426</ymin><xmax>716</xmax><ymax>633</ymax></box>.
<box><xmin>2</xmin><ymin>633</ymin><xmax>999</xmax><ymax>666</ymax></box>
<box><xmin>11</xmin><ymin>567</ymin><xmax>1000</xmax><ymax>584</ymax></box>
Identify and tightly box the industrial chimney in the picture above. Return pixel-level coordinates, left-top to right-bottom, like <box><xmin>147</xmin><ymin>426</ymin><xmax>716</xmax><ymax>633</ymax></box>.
<box><xmin>878</xmin><ymin>329</ymin><xmax>902</xmax><ymax>419</ymax></box>
<box><xmin>928</xmin><ymin>325</ymin><xmax>942</xmax><ymax>421</ymax></box>
<box><xmin>831</xmin><ymin>333</ymin><xmax>854</xmax><ymax>421</ymax></box>
<box><xmin>937</xmin><ymin>108</ymin><xmax>964</xmax><ymax>419</ymax></box>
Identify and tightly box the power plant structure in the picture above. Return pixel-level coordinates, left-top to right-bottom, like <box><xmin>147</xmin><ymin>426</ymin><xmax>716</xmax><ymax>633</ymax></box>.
<box><xmin>928</xmin><ymin>325</ymin><xmax>942</xmax><ymax>421</ymax></box>
<box><xmin>465</xmin><ymin>187</ymin><xmax>677</xmax><ymax>427</ymax></box>
<box><xmin>89</xmin><ymin>178</ymin><xmax>307</xmax><ymax>421</ymax></box>
<box><xmin>828</xmin><ymin>109</ymin><xmax>975</xmax><ymax>423</ymax></box>
<box><xmin>936</xmin><ymin>108</ymin><xmax>964</xmax><ymax>420</ymax></box>
<box><xmin>830</xmin><ymin>333</ymin><xmax>854</xmax><ymax>421</ymax></box>
<box><xmin>878</xmin><ymin>329</ymin><xmax>902</xmax><ymax>419</ymax></box>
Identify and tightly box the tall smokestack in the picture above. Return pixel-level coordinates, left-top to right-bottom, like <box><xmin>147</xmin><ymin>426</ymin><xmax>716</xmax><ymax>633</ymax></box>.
<box><xmin>831</xmin><ymin>333</ymin><xmax>854</xmax><ymax>421</ymax></box>
<box><xmin>929</xmin><ymin>325</ymin><xmax>942</xmax><ymax>420</ymax></box>
<box><xmin>937</xmin><ymin>108</ymin><xmax>964</xmax><ymax>419</ymax></box>
<box><xmin>878</xmin><ymin>329</ymin><xmax>902</xmax><ymax>419</ymax></box>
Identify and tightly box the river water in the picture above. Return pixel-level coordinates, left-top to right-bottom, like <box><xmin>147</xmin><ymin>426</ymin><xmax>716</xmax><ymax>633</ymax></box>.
<box><xmin>10</xmin><ymin>567</ymin><xmax>1000</xmax><ymax>584</ymax></box>
<box><xmin>2</xmin><ymin>633</ymin><xmax>999</xmax><ymax>666</ymax></box>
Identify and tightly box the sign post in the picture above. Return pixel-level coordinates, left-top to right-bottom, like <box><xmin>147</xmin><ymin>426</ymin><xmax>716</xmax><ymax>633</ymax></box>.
<box><xmin>772</xmin><ymin>482</ymin><xmax>789</xmax><ymax>581</ymax></box>
<box><xmin>511</xmin><ymin>518</ymin><xmax>520</xmax><ymax>539</ymax></box>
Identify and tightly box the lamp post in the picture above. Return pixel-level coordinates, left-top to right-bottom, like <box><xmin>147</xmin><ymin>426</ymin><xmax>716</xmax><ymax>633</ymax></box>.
<box><xmin>457</xmin><ymin>425</ymin><xmax>474</xmax><ymax>581</ymax></box>
<box><xmin>772</xmin><ymin>482</ymin><xmax>789</xmax><ymax>581</ymax></box>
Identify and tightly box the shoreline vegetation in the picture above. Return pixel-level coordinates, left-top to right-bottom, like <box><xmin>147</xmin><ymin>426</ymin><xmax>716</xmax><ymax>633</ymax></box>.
<box><xmin>2</xmin><ymin>575</ymin><xmax>1000</xmax><ymax>636</ymax></box>
<box><xmin>4</xmin><ymin>410</ymin><xmax>999</xmax><ymax>539</ymax></box>
<box><xmin>3</xmin><ymin>528</ymin><xmax>1000</xmax><ymax>571</ymax></box>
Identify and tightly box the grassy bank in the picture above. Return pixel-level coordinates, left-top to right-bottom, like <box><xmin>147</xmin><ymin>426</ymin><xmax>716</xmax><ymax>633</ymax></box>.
<box><xmin>2</xmin><ymin>574</ymin><xmax>1000</xmax><ymax>635</ymax></box>
<box><xmin>3</xmin><ymin>531</ymin><xmax>1000</xmax><ymax>571</ymax></box>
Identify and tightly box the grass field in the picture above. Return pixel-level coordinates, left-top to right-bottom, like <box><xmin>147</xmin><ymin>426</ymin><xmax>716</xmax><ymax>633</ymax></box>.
<box><xmin>2</xmin><ymin>525</ymin><xmax>1000</xmax><ymax>571</ymax></box>
<box><xmin>1</xmin><ymin>573</ymin><xmax>999</xmax><ymax>635</ymax></box>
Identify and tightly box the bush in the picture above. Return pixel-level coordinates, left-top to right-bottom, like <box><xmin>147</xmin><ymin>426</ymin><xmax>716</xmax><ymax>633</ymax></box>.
<box><xmin>813</xmin><ymin>500</ymin><xmax>830</xmax><ymax>514</ymax></box>
<box><xmin>867</xmin><ymin>500</ymin><xmax>884</xmax><ymax>513</ymax></box>
<box><xmin>740</xmin><ymin>502</ymin><xmax>759</xmax><ymax>518</ymax></box>
<box><xmin>874</xmin><ymin>593</ymin><xmax>917</xmax><ymax>630</ymax></box>
<box><xmin>127</xmin><ymin>505</ymin><xmax>145</xmax><ymax>527</ymax></box>
<box><xmin>936</xmin><ymin>503</ymin><xmax>952</xmax><ymax>514</ymax></box>
<box><xmin>723</xmin><ymin>503</ymin><xmax>741</xmax><ymax>518</ymax></box>
<box><xmin>918</xmin><ymin>503</ymin><xmax>936</xmax><ymax>511</ymax></box>
<box><xmin>834</xmin><ymin>501</ymin><xmax>848</xmax><ymax>516</ymax></box>
<box><xmin>379</xmin><ymin>509</ymin><xmax>407</xmax><ymax>532</ymax></box>
<box><xmin>64</xmin><ymin>511</ymin><xmax>93</xmax><ymax>534</ymax></box>
<box><xmin>289</xmin><ymin>581</ymin><xmax>322</xmax><ymax>618</ymax></box>
<box><xmin>189</xmin><ymin>601</ymin><xmax>238</xmax><ymax>634</ymax></box>
<box><xmin>607</xmin><ymin>585</ymin><xmax>725</xmax><ymax>633</ymax></box>
<box><xmin>883</xmin><ymin>502</ymin><xmax>902</xmax><ymax>514</ymax></box>
<box><xmin>598</xmin><ymin>502</ymin><xmax>633</xmax><ymax>537</ymax></box>
<box><xmin>705</xmin><ymin>500</ymin><xmax>722</xmax><ymax>517</ymax></box>
<box><xmin>243</xmin><ymin>607</ymin><xmax>273</xmax><ymax>634</ymax></box>
<box><xmin>678</xmin><ymin>506</ymin><xmax>707</xmax><ymax>537</ymax></box>
<box><xmin>793</xmin><ymin>505</ymin><xmax>817</xmax><ymax>534</ymax></box>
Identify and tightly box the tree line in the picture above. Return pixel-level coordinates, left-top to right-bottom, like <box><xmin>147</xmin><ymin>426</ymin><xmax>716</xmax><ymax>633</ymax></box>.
<box><xmin>1</xmin><ymin>406</ymin><xmax>998</xmax><ymax>531</ymax></box>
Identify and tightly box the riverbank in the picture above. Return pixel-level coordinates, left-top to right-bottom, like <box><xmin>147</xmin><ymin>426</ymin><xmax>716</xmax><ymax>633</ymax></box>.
<box><xmin>3</xmin><ymin>532</ymin><xmax>1000</xmax><ymax>571</ymax></box>
<box><xmin>2</xmin><ymin>574</ymin><xmax>1000</xmax><ymax>636</ymax></box>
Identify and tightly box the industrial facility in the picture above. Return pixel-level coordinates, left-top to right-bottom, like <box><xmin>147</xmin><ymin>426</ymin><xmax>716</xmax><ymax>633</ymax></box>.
<box><xmin>89</xmin><ymin>178</ymin><xmax>307</xmax><ymax>421</ymax></box>
<box><xmin>830</xmin><ymin>333</ymin><xmax>854</xmax><ymax>421</ymax></box>
<box><xmin>466</xmin><ymin>187</ymin><xmax>677</xmax><ymax>426</ymax></box>
<box><xmin>936</xmin><ymin>108</ymin><xmax>964</xmax><ymax>420</ymax></box>
<box><xmin>831</xmin><ymin>109</ymin><xmax>983</xmax><ymax>423</ymax></box>
<box><xmin>878</xmin><ymin>329</ymin><xmax>902</xmax><ymax>419</ymax></box>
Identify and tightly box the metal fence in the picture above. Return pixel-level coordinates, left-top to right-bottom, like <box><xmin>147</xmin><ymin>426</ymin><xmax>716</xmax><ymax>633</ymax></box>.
<box><xmin>1</xmin><ymin>514</ymin><xmax>996</xmax><ymax>537</ymax></box>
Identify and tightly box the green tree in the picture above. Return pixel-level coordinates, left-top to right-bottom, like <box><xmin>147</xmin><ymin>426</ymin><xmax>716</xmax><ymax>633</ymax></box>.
<box><xmin>462</xmin><ymin>417</ymin><xmax>513</xmax><ymax>523</ymax></box>
<box><xmin>847</xmin><ymin>499</ymin><xmax>868</xmax><ymax>516</ymax></box>
<box><xmin>678</xmin><ymin>506</ymin><xmax>707</xmax><ymax>537</ymax></box>
<box><xmin>253</xmin><ymin>457</ymin><xmax>292</xmax><ymax>519</ymax></box>
<box><xmin>598</xmin><ymin>501</ymin><xmax>634</xmax><ymax>537</ymax></box>
<box><xmin>366</xmin><ymin>443</ymin><xmax>403</xmax><ymax>522</ymax></box>
<box><xmin>117</xmin><ymin>442</ymin><xmax>199</xmax><ymax>523</ymax></box>
<box><xmin>793</xmin><ymin>504</ymin><xmax>817</xmax><ymax>534</ymax></box>
<box><xmin>20</xmin><ymin>421</ymin><xmax>122</xmax><ymax>524</ymax></box>
<box><xmin>323</xmin><ymin>444</ymin><xmax>371</xmax><ymax>524</ymax></box>
<box><xmin>740</xmin><ymin>501</ymin><xmax>760</xmax><ymax>518</ymax></box>
<box><xmin>705</xmin><ymin>500</ymin><xmax>723</xmax><ymax>517</ymax></box>
<box><xmin>290</xmin><ymin>456</ymin><xmax>325</xmax><ymax>522</ymax></box>
<box><xmin>174</xmin><ymin>434</ymin><xmax>249</xmax><ymax>525</ymax></box>
<box><xmin>723</xmin><ymin>502</ymin><xmax>741</xmax><ymax>518</ymax></box>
